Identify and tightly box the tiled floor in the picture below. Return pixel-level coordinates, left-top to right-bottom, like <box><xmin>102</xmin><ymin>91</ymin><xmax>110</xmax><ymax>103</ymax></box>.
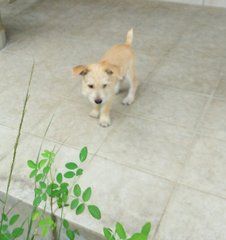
<box><xmin>0</xmin><ymin>0</ymin><xmax>226</xmax><ymax>239</ymax></box>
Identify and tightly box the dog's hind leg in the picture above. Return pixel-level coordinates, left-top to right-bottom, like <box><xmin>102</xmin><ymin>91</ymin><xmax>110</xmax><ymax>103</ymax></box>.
<box><xmin>122</xmin><ymin>65</ymin><xmax>139</xmax><ymax>105</ymax></box>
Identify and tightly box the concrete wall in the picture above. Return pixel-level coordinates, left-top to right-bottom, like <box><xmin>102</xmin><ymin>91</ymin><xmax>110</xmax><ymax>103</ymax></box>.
<box><xmin>159</xmin><ymin>0</ymin><xmax>226</xmax><ymax>7</ymax></box>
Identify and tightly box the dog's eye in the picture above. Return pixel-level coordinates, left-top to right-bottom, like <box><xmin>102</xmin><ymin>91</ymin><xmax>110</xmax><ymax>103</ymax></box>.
<box><xmin>103</xmin><ymin>84</ymin><xmax>107</xmax><ymax>88</ymax></box>
<box><xmin>88</xmin><ymin>84</ymin><xmax>94</xmax><ymax>89</ymax></box>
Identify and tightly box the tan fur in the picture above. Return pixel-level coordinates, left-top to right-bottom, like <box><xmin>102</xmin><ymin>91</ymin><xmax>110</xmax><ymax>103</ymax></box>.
<box><xmin>72</xmin><ymin>29</ymin><xmax>139</xmax><ymax>127</ymax></box>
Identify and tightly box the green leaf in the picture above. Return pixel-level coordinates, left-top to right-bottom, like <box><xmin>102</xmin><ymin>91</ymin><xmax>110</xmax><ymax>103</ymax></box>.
<box><xmin>57</xmin><ymin>199</ymin><xmax>63</xmax><ymax>208</ymax></box>
<box><xmin>27</xmin><ymin>160</ymin><xmax>36</xmax><ymax>169</ymax></box>
<box><xmin>9</xmin><ymin>214</ymin><xmax>19</xmax><ymax>226</ymax></box>
<box><xmin>29</xmin><ymin>169</ymin><xmax>38</xmax><ymax>178</ymax></box>
<box><xmin>42</xmin><ymin>193</ymin><xmax>47</xmax><ymax>201</ymax></box>
<box><xmin>42</xmin><ymin>226</ymin><xmax>49</xmax><ymax>237</ymax></box>
<box><xmin>2</xmin><ymin>213</ymin><xmax>8</xmax><ymax>221</ymax></box>
<box><xmin>35</xmin><ymin>173</ymin><xmax>43</xmax><ymax>182</ymax></box>
<box><xmin>70</xmin><ymin>199</ymin><xmax>79</xmax><ymax>210</ymax></box>
<box><xmin>0</xmin><ymin>232</ymin><xmax>10</xmax><ymax>240</ymax></box>
<box><xmin>76</xmin><ymin>203</ymin><xmax>85</xmax><ymax>215</ymax></box>
<box><xmin>60</xmin><ymin>182</ymin><xmax>69</xmax><ymax>189</ymax></box>
<box><xmin>43</xmin><ymin>166</ymin><xmax>50</xmax><ymax>174</ymax></box>
<box><xmin>64</xmin><ymin>171</ymin><xmax>76</xmax><ymax>178</ymax></box>
<box><xmin>73</xmin><ymin>184</ymin><xmax>81</xmax><ymax>197</ymax></box>
<box><xmin>59</xmin><ymin>187</ymin><xmax>68</xmax><ymax>195</ymax></box>
<box><xmin>103</xmin><ymin>228</ymin><xmax>115</xmax><ymax>240</ymax></box>
<box><xmin>32</xmin><ymin>211</ymin><xmax>41</xmax><ymax>221</ymax></box>
<box><xmin>49</xmin><ymin>183</ymin><xmax>58</xmax><ymax>189</ymax></box>
<box><xmin>12</xmin><ymin>227</ymin><xmax>24</xmax><ymax>238</ymax></box>
<box><xmin>66</xmin><ymin>229</ymin><xmax>75</xmax><ymax>240</ymax></box>
<box><xmin>129</xmin><ymin>233</ymin><xmax>147</xmax><ymax>240</ymax></box>
<box><xmin>46</xmin><ymin>183</ymin><xmax>59</xmax><ymax>197</ymax></box>
<box><xmin>62</xmin><ymin>193</ymin><xmax>68</xmax><ymax>203</ymax></box>
<box><xmin>88</xmin><ymin>205</ymin><xmax>101</xmax><ymax>220</ymax></box>
<box><xmin>56</xmin><ymin>173</ymin><xmax>63</xmax><ymax>184</ymax></box>
<box><xmin>1</xmin><ymin>224</ymin><xmax>8</xmax><ymax>232</ymax></box>
<box><xmin>41</xmin><ymin>151</ymin><xmax>48</xmax><ymax>158</ymax></box>
<box><xmin>49</xmin><ymin>190</ymin><xmax>59</xmax><ymax>198</ymax></box>
<box><xmin>34</xmin><ymin>188</ymin><xmax>42</xmax><ymax>196</ymax></box>
<box><xmin>33</xmin><ymin>196</ymin><xmax>42</xmax><ymax>207</ymax></box>
<box><xmin>141</xmin><ymin>222</ymin><xmax>151</xmax><ymax>237</ymax></box>
<box><xmin>76</xmin><ymin>168</ymin><xmax>83</xmax><ymax>176</ymax></box>
<box><xmin>82</xmin><ymin>187</ymin><xmax>92</xmax><ymax>202</ymax></box>
<box><xmin>63</xmin><ymin>219</ymin><xmax>69</xmax><ymax>229</ymax></box>
<box><xmin>38</xmin><ymin>159</ymin><xmax>47</xmax><ymax>169</ymax></box>
<box><xmin>39</xmin><ymin>181</ymin><xmax>46</xmax><ymax>189</ymax></box>
<box><xmin>79</xmin><ymin>146</ymin><xmax>88</xmax><ymax>162</ymax></box>
<box><xmin>65</xmin><ymin>162</ymin><xmax>78</xmax><ymax>170</ymax></box>
<box><xmin>116</xmin><ymin>222</ymin><xmax>127</xmax><ymax>239</ymax></box>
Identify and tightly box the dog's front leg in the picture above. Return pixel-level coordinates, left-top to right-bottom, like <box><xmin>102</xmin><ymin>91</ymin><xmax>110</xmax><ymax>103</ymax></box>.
<box><xmin>90</xmin><ymin>104</ymin><xmax>100</xmax><ymax>118</ymax></box>
<box><xmin>99</xmin><ymin>99</ymin><xmax>112</xmax><ymax>127</ymax></box>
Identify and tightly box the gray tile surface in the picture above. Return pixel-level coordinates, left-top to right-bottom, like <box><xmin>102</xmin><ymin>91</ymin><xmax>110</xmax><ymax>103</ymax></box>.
<box><xmin>154</xmin><ymin>186</ymin><xmax>226</xmax><ymax>240</ymax></box>
<box><xmin>179</xmin><ymin>135</ymin><xmax>226</xmax><ymax>198</ymax></box>
<box><xmin>1</xmin><ymin>0</ymin><xmax>226</xmax><ymax>239</ymax></box>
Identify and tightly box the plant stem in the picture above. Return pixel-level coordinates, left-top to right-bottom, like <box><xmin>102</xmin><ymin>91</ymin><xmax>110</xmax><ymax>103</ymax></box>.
<box><xmin>57</xmin><ymin>206</ymin><xmax>64</xmax><ymax>240</ymax></box>
<box><xmin>51</xmin><ymin>207</ymin><xmax>58</xmax><ymax>240</ymax></box>
<box><xmin>0</xmin><ymin>63</ymin><xmax>34</xmax><ymax>228</ymax></box>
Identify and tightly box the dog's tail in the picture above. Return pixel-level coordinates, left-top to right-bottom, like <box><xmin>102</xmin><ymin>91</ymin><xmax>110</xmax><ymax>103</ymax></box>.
<box><xmin>125</xmin><ymin>28</ymin><xmax>133</xmax><ymax>46</ymax></box>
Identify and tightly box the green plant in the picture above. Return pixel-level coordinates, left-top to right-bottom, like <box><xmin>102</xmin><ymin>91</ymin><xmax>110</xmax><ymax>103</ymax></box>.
<box><xmin>26</xmin><ymin>147</ymin><xmax>101</xmax><ymax>240</ymax></box>
<box><xmin>103</xmin><ymin>222</ymin><xmax>151</xmax><ymax>240</ymax></box>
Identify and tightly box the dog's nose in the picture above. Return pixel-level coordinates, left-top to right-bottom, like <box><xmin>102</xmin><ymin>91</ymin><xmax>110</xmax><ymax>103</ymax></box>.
<box><xmin>95</xmin><ymin>99</ymin><xmax>102</xmax><ymax>104</ymax></box>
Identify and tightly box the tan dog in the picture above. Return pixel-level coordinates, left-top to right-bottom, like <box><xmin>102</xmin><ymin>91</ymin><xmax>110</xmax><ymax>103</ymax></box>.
<box><xmin>72</xmin><ymin>29</ymin><xmax>139</xmax><ymax>127</ymax></box>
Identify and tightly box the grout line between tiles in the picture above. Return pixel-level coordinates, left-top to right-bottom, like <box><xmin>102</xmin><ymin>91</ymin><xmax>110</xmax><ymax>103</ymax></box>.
<box><xmin>151</xmin><ymin>64</ymin><xmax>226</xmax><ymax>238</ymax></box>
<box><xmin>92</xmin><ymin>152</ymin><xmax>226</xmax><ymax>202</ymax></box>
<box><xmin>152</xmin><ymin>183</ymin><xmax>177</xmax><ymax>240</ymax></box>
<box><xmin>194</xmin><ymin>67</ymin><xmax>224</xmax><ymax>131</ymax></box>
<box><xmin>177</xmin><ymin>182</ymin><xmax>226</xmax><ymax>201</ymax></box>
<box><xmin>152</xmin><ymin>130</ymin><xmax>199</xmax><ymax>239</ymax></box>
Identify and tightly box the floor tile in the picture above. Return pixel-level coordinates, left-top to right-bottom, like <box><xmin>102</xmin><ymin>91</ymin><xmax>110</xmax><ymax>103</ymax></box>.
<box><xmin>0</xmin><ymin>125</ymin><xmax>18</xmax><ymax>160</ymax></box>
<box><xmin>64</xmin><ymin>156</ymin><xmax>174</xmax><ymax>237</ymax></box>
<box><xmin>124</xmin><ymin>83</ymin><xmax>208</xmax><ymax>130</ymax></box>
<box><xmin>200</xmin><ymin>98</ymin><xmax>226</xmax><ymax>141</ymax></box>
<box><xmin>214</xmin><ymin>68</ymin><xmax>226</xmax><ymax>99</ymax></box>
<box><xmin>98</xmin><ymin>116</ymin><xmax>194</xmax><ymax>181</ymax></box>
<box><xmin>150</xmin><ymin>46</ymin><xmax>223</xmax><ymax>94</ymax></box>
<box><xmin>154</xmin><ymin>186</ymin><xmax>226</xmax><ymax>240</ymax></box>
<box><xmin>0</xmin><ymin>51</ymin><xmax>33</xmax><ymax>92</ymax></box>
<box><xmin>28</xmin><ymin>62</ymin><xmax>76</xmax><ymax>99</ymax></box>
<box><xmin>180</xmin><ymin>135</ymin><xmax>226</xmax><ymax>198</ymax></box>
<box><xmin>0</xmin><ymin>84</ymin><xmax>60</xmax><ymax>131</ymax></box>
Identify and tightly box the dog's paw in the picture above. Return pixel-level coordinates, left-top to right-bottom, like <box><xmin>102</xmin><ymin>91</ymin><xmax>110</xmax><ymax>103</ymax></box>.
<box><xmin>99</xmin><ymin>117</ymin><xmax>111</xmax><ymax>127</ymax></box>
<box><xmin>122</xmin><ymin>96</ymin><xmax>134</xmax><ymax>105</ymax></box>
<box><xmin>89</xmin><ymin>109</ymin><xmax>99</xmax><ymax>118</ymax></box>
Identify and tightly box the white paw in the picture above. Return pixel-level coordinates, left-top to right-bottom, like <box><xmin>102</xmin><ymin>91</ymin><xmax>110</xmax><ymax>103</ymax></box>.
<box><xmin>122</xmin><ymin>96</ymin><xmax>134</xmax><ymax>105</ymax></box>
<box><xmin>89</xmin><ymin>109</ymin><xmax>99</xmax><ymax>118</ymax></box>
<box><xmin>99</xmin><ymin>117</ymin><xmax>111</xmax><ymax>127</ymax></box>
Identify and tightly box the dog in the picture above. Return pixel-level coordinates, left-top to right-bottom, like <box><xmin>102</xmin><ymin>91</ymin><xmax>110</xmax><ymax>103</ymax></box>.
<box><xmin>72</xmin><ymin>29</ymin><xmax>139</xmax><ymax>127</ymax></box>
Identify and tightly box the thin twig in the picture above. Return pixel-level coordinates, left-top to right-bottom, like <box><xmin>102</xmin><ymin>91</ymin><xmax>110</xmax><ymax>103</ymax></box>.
<box><xmin>0</xmin><ymin>63</ymin><xmax>34</xmax><ymax>228</ymax></box>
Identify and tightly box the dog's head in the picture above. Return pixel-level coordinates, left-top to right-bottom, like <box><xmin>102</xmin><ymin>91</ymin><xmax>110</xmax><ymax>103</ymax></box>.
<box><xmin>72</xmin><ymin>61</ymin><xmax>121</xmax><ymax>105</ymax></box>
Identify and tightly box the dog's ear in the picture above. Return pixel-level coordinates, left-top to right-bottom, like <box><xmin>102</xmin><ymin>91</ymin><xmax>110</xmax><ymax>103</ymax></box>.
<box><xmin>101</xmin><ymin>61</ymin><xmax>121</xmax><ymax>79</ymax></box>
<box><xmin>72</xmin><ymin>65</ymin><xmax>89</xmax><ymax>76</ymax></box>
